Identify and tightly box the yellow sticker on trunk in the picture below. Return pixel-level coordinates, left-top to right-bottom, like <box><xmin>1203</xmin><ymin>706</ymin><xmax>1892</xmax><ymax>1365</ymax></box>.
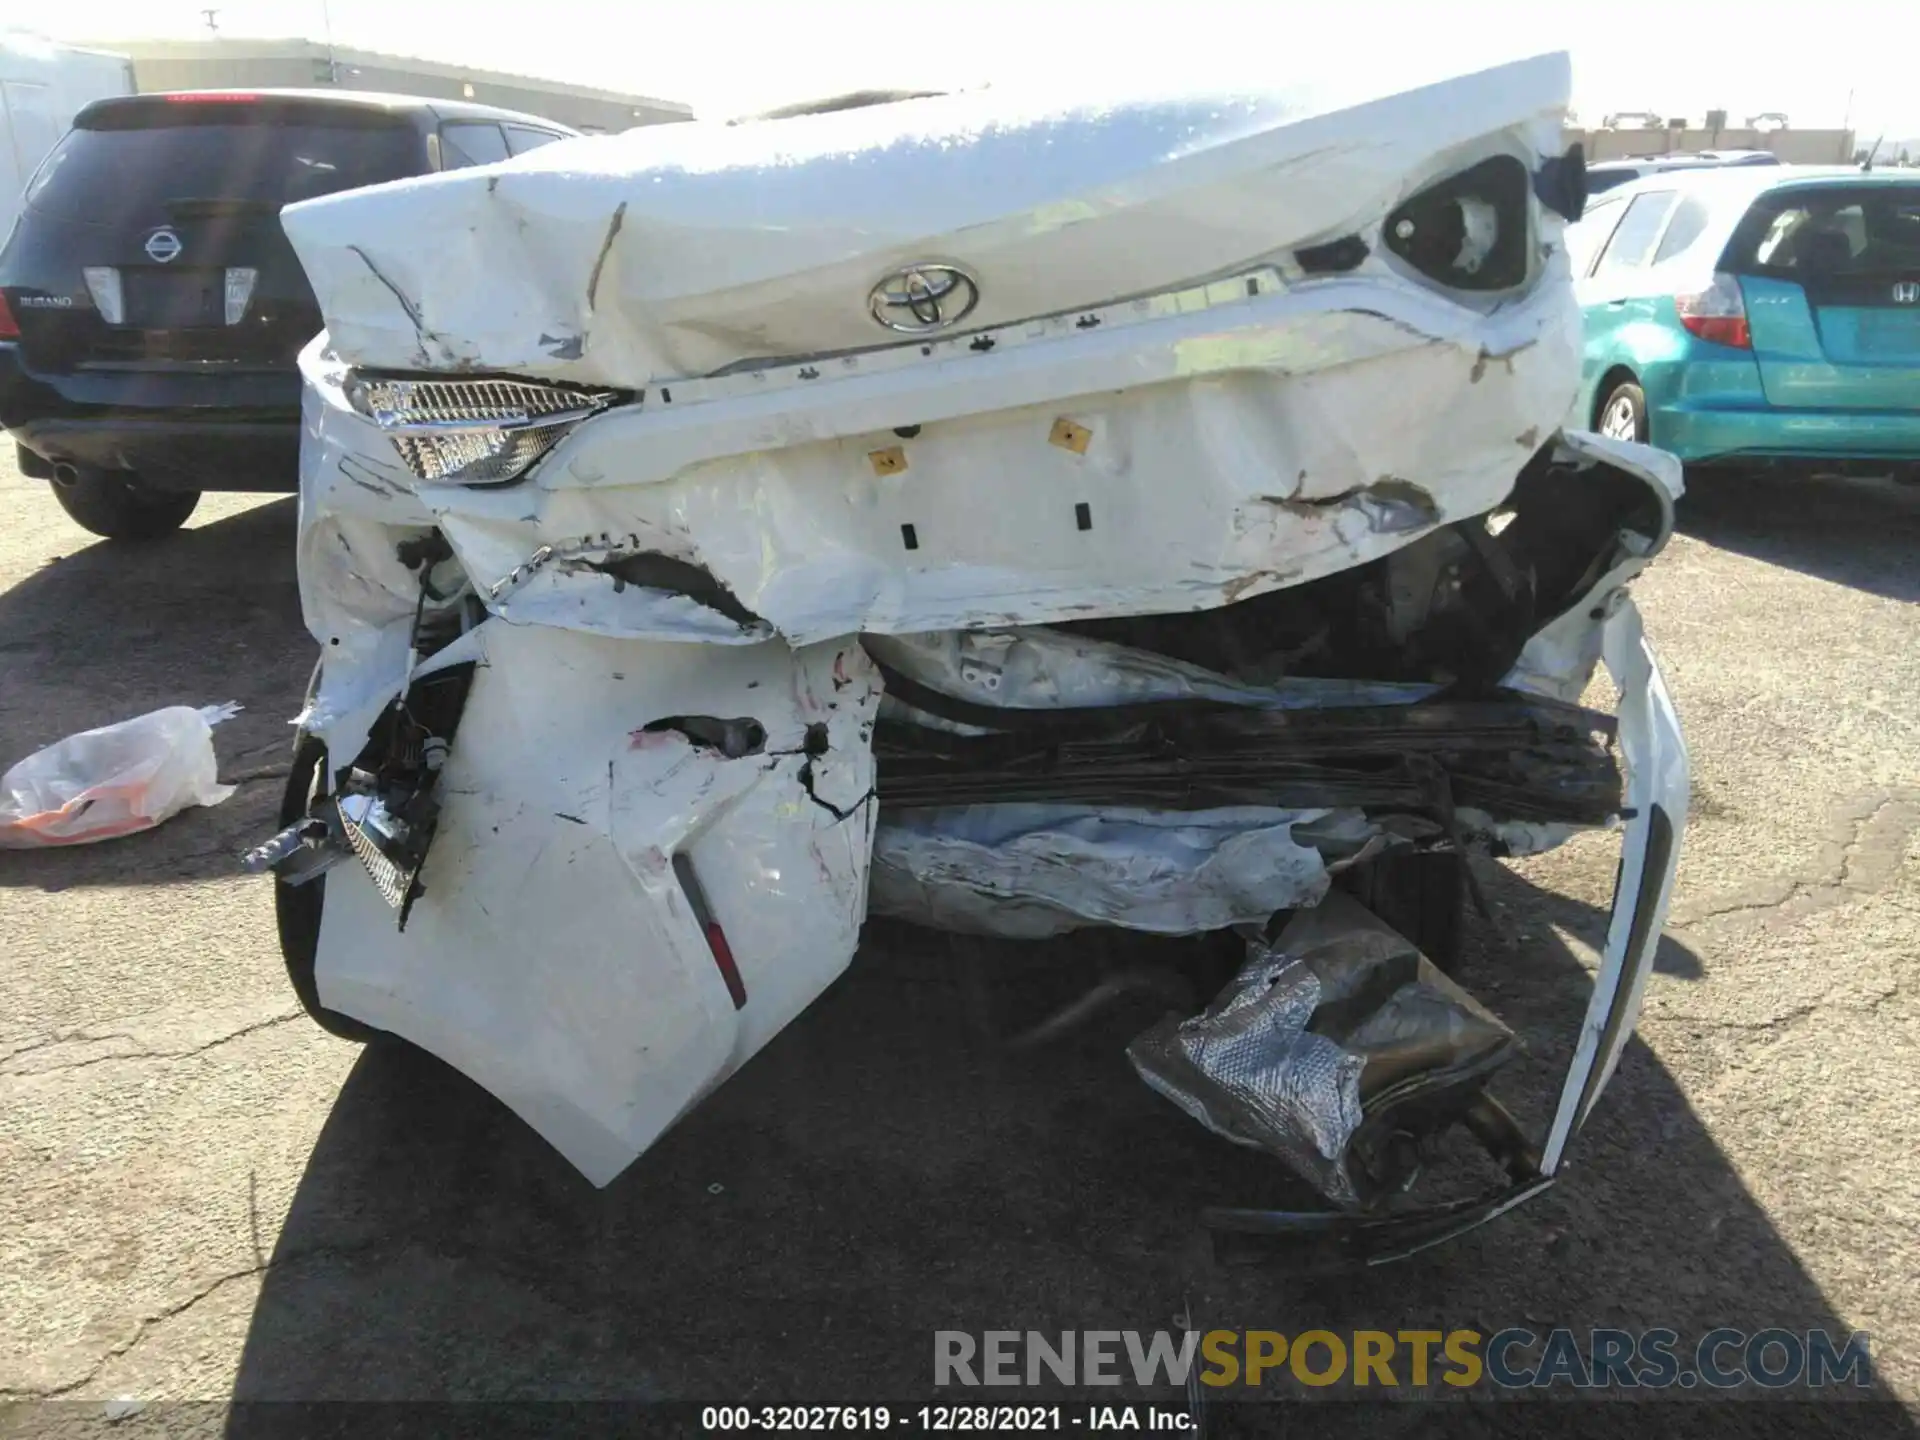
<box><xmin>1049</xmin><ymin>418</ymin><xmax>1092</xmax><ymax>454</ymax></box>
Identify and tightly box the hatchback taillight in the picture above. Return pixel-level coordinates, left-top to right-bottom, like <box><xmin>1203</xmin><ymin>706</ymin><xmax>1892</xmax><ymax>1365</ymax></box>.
<box><xmin>1675</xmin><ymin>273</ymin><xmax>1751</xmax><ymax>349</ymax></box>
<box><xmin>0</xmin><ymin>292</ymin><xmax>19</xmax><ymax>340</ymax></box>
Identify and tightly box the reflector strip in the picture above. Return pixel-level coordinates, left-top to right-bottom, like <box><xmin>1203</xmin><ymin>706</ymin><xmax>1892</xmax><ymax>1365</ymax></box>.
<box><xmin>671</xmin><ymin>853</ymin><xmax>748</xmax><ymax>1010</ymax></box>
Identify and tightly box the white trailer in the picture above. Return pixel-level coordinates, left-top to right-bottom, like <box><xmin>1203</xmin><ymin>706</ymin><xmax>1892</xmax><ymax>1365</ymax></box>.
<box><xmin>0</xmin><ymin>31</ymin><xmax>134</xmax><ymax>243</ymax></box>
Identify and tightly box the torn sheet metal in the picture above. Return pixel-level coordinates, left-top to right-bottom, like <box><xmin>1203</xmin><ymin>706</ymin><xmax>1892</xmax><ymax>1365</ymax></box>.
<box><xmin>1454</xmin><ymin>808</ymin><xmax>1580</xmax><ymax>860</ymax></box>
<box><xmin>1500</xmin><ymin>432</ymin><xmax>1682</xmax><ymax>703</ymax></box>
<box><xmin>1129</xmin><ymin>891</ymin><xmax>1517</xmax><ymax>1209</ymax></box>
<box><xmin>308</xmin><ymin>620</ymin><xmax>881</xmax><ymax>1186</ymax></box>
<box><xmin>279</xmin><ymin>55</ymin><xmax>1573</xmax><ymax>383</ymax></box>
<box><xmin>295</xmin><ymin>273</ymin><xmax>1577</xmax><ymax>643</ymax></box>
<box><xmin>863</xmin><ymin>630</ymin><xmax>1438</xmax><ymax>716</ymax></box>
<box><xmin>294</xmin><ymin>347</ymin><xmax>444</xmax><ymax>640</ymax></box>
<box><xmin>869</xmin><ymin>805</ymin><xmax>1353</xmax><ymax>939</ymax></box>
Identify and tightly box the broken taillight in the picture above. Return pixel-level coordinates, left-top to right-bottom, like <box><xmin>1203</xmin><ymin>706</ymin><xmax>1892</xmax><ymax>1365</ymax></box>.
<box><xmin>702</xmin><ymin>921</ymin><xmax>748</xmax><ymax>1011</ymax></box>
<box><xmin>224</xmin><ymin>268</ymin><xmax>258</xmax><ymax>326</ymax></box>
<box><xmin>82</xmin><ymin>268</ymin><xmax>124</xmax><ymax>325</ymax></box>
<box><xmin>1382</xmin><ymin>155</ymin><xmax>1533</xmax><ymax>292</ymax></box>
<box><xmin>1675</xmin><ymin>273</ymin><xmax>1751</xmax><ymax>349</ymax></box>
<box><xmin>345</xmin><ymin>375</ymin><xmax>619</xmax><ymax>485</ymax></box>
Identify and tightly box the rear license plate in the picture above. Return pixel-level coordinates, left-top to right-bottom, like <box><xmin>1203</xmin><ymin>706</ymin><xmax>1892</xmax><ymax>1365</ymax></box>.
<box><xmin>122</xmin><ymin>269</ymin><xmax>223</xmax><ymax>329</ymax></box>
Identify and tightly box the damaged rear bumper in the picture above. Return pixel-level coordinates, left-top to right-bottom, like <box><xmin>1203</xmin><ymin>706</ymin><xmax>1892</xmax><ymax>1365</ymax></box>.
<box><xmin>261</xmin><ymin>351</ymin><xmax>1688</xmax><ymax>1244</ymax></box>
<box><xmin>1202</xmin><ymin>593</ymin><xmax>1686</xmax><ymax>1262</ymax></box>
<box><xmin>255</xmin><ymin>57</ymin><xmax>1690</xmax><ymax>1244</ymax></box>
<box><xmin>256</xmin><ymin>496</ymin><xmax>1687</xmax><ymax>1233</ymax></box>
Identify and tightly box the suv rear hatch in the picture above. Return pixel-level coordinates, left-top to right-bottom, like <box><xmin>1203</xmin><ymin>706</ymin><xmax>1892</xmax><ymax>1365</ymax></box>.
<box><xmin>2</xmin><ymin>94</ymin><xmax>425</xmax><ymax>371</ymax></box>
<box><xmin>1729</xmin><ymin>180</ymin><xmax>1920</xmax><ymax>410</ymax></box>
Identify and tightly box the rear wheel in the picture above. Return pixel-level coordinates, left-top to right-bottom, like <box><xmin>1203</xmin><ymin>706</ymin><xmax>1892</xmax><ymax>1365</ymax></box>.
<box><xmin>49</xmin><ymin>465</ymin><xmax>200</xmax><ymax>541</ymax></box>
<box><xmin>276</xmin><ymin>727</ymin><xmax>385</xmax><ymax>1043</ymax></box>
<box><xmin>1339</xmin><ymin>849</ymin><xmax>1467</xmax><ymax>974</ymax></box>
<box><xmin>1596</xmin><ymin>379</ymin><xmax>1649</xmax><ymax>445</ymax></box>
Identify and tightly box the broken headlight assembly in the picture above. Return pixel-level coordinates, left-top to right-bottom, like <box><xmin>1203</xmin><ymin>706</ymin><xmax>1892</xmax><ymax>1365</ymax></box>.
<box><xmin>346</xmin><ymin>375</ymin><xmax>621</xmax><ymax>485</ymax></box>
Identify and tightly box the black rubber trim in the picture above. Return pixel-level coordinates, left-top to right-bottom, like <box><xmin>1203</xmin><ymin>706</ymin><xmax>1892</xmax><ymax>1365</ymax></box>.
<box><xmin>1203</xmin><ymin>1176</ymin><xmax>1557</xmax><ymax>1269</ymax></box>
<box><xmin>1294</xmin><ymin>234</ymin><xmax>1370</xmax><ymax>274</ymax></box>
<box><xmin>274</xmin><ymin>732</ymin><xmax>383</xmax><ymax>1043</ymax></box>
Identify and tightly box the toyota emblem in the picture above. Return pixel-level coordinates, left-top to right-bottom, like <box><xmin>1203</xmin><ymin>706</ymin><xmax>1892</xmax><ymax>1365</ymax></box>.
<box><xmin>868</xmin><ymin>263</ymin><xmax>980</xmax><ymax>334</ymax></box>
<box><xmin>144</xmin><ymin>228</ymin><xmax>184</xmax><ymax>264</ymax></box>
<box><xmin>1894</xmin><ymin>281</ymin><xmax>1920</xmax><ymax>305</ymax></box>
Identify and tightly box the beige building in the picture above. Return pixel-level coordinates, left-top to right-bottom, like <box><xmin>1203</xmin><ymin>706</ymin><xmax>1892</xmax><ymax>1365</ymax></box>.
<box><xmin>87</xmin><ymin>37</ymin><xmax>692</xmax><ymax>133</ymax></box>
<box><xmin>1569</xmin><ymin>121</ymin><xmax>1855</xmax><ymax>166</ymax></box>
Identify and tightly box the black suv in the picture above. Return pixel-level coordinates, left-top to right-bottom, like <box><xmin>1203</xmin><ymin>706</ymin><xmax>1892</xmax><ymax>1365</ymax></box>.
<box><xmin>0</xmin><ymin>90</ymin><xmax>577</xmax><ymax>539</ymax></box>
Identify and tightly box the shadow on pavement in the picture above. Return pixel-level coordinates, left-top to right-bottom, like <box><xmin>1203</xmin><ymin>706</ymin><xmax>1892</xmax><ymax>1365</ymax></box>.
<box><xmin>1679</xmin><ymin>472</ymin><xmax>1920</xmax><ymax>605</ymax></box>
<box><xmin>0</xmin><ymin>499</ymin><xmax>314</xmax><ymax>891</ymax></box>
<box><xmin>223</xmin><ymin>857</ymin><xmax>1901</xmax><ymax>1416</ymax></box>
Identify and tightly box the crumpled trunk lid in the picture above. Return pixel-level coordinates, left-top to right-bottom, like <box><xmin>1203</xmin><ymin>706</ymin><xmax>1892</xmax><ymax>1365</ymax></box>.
<box><xmin>279</xmin><ymin>53</ymin><xmax>1571</xmax><ymax>384</ymax></box>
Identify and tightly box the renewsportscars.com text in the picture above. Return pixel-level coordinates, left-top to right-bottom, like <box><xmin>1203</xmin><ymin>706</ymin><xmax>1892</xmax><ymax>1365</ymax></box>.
<box><xmin>934</xmin><ymin>1328</ymin><xmax>1874</xmax><ymax>1390</ymax></box>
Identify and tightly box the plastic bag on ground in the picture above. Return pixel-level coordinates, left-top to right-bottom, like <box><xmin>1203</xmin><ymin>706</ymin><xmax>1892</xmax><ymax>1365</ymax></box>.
<box><xmin>0</xmin><ymin>703</ymin><xmax>241</xmax><ymax>848</ymax></box>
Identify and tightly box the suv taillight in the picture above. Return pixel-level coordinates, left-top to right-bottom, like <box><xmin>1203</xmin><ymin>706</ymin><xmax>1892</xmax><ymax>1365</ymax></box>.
<box><xmin>0</xmin><ymin>293</ymin><xmax>18</xmax><ymax>340</ymax></box>
<box><xmin>1675</xmin><ymin>273</ymin><xmax>1751</xmax><ymax>349</ymax></box>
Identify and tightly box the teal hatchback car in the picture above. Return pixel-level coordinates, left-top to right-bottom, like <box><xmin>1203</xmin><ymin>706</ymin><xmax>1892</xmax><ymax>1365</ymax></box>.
<box><xmin>1570</xmin><ymin>167</ymin><xmax>1920</xmax><ymax>476</ymax></box>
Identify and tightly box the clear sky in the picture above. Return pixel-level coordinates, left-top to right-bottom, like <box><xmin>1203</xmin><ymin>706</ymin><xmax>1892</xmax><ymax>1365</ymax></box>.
<box><xmin>25</xmin><ymin>0</ymin><xmax>1918</xmax><ymax>138</ymax></box>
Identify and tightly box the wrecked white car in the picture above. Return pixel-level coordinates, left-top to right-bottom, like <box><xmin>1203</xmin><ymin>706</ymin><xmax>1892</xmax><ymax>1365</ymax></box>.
<box><xmin>250</xmin><ymin>52</ymin><xmax>1687</xmax><ymax>1259</ymax></box>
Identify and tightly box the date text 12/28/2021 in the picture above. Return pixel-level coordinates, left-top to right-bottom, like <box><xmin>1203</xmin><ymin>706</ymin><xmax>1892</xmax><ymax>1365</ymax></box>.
<box><xmin>701</xmin><ymin>1406</ymin><xmax>1189</xmax><ymax>1431</ymax></box>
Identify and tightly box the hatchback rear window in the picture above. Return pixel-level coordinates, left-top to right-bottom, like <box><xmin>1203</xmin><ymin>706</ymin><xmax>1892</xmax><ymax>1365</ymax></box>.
<box><xmin>1593</xmin><ymin>190</ymin><xmax>1677</xmax><ymax>274</ymax></box>
<box><xmin>24</xmin><ymin>107</ymin><xmax>422</xmax><ymax>221</ymax></box>
<box><xmin>1725</xmin><ymin>185</ymin><xmax>1920</xmax><ymax>275</ymax></box>
<box><xmin>1651</xmin><ymin>195</ymin><xmax>1713</xmax><ymax>264</ymax></box>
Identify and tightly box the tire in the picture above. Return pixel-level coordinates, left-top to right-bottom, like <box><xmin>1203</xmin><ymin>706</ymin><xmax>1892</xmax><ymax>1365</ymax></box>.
<box><xmin>276</xmin><ymin>728</ymin><xmax>385</xmax><ymax>1043</ymax></box>
<box><xmin>1338</xmin><ymin>849</ymin><xmax>1467</xmax><ymax>975</ymax></box>
<box><xmin>1595</xmin><ymin>379</ymin><xmax>1649</xmax><ymax>446</ymax></box>
<box><xmin>49</xmin><ymin>466</ymin><xmax>200</xmax><ymax>541</ymax></box>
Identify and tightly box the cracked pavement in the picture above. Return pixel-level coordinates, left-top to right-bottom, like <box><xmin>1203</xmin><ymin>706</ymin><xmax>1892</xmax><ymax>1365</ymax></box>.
<box><xmin>1</xmin><ymin>453</ymin><xmax>1917</xmax><ymax>1417</ymax></box>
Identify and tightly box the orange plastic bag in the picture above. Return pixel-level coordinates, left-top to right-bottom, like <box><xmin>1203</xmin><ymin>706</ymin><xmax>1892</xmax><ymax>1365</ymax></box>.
<box><xmin>0</xmin><ymin>703</ymin><xmax>240</xmax><ymax>848</ymax></box>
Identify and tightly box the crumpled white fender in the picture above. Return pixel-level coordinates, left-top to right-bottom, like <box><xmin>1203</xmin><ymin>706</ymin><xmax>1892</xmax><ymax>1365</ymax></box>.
<box><xmin>311</xmin><ymin>621</ymin><xmax>881</xmax><ymax>1185</ymax></box>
